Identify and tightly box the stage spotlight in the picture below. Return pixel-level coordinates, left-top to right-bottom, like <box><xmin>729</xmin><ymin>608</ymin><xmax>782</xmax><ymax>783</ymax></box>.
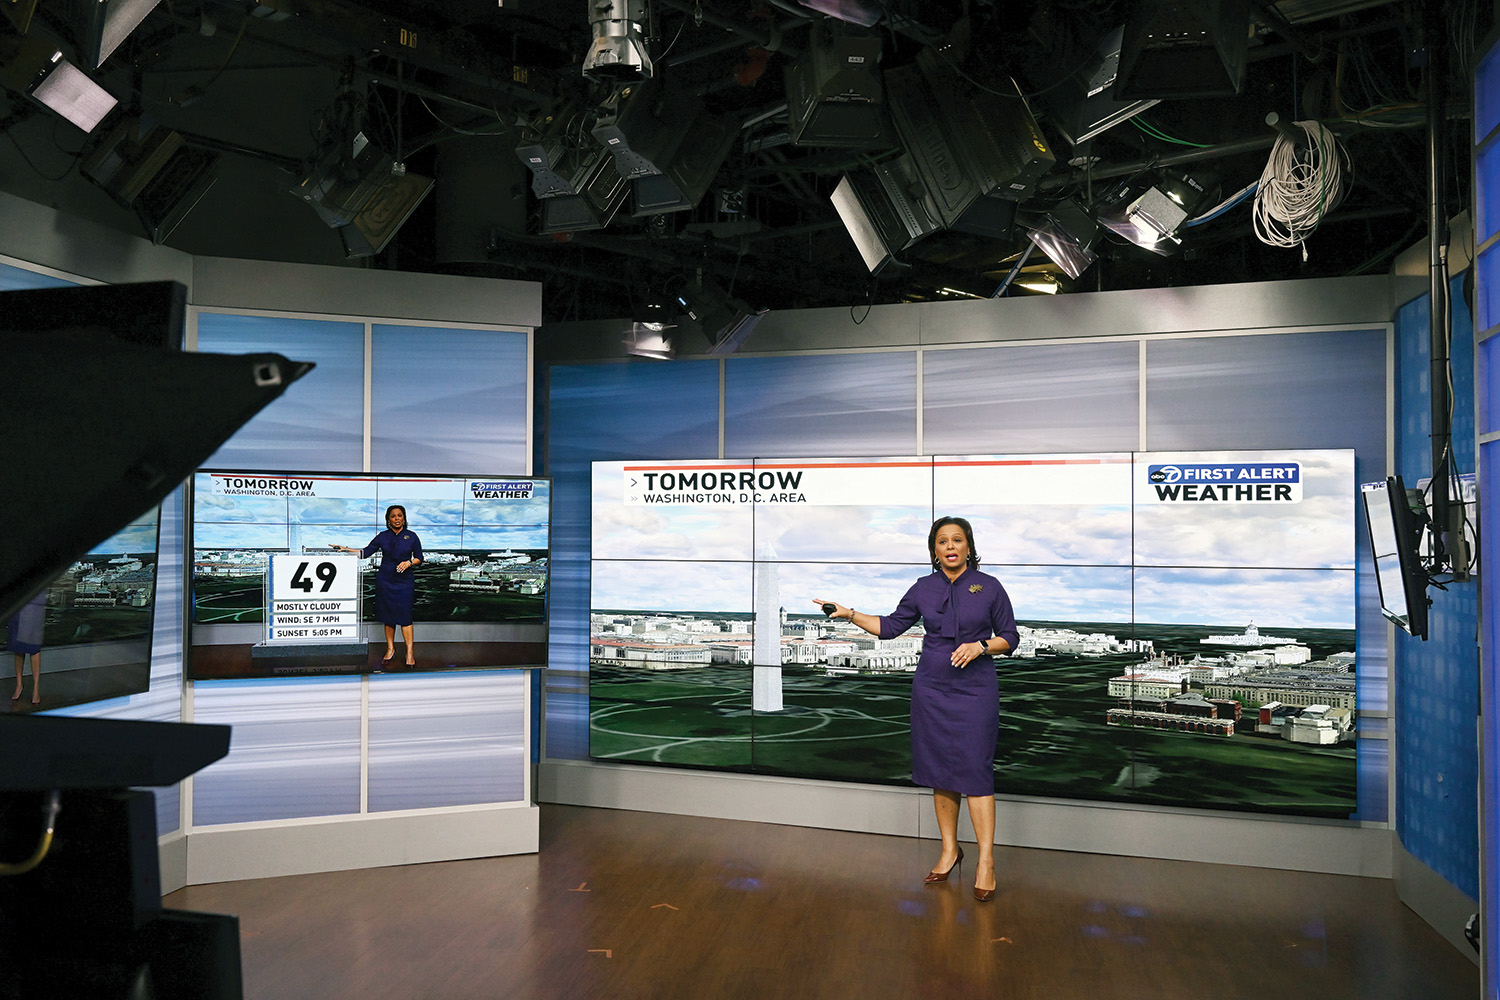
<box><xmin>676</xmin><ymin>276</ymin><xmax>767</xmax><ymax>355</ymax></box>
<box><xmin>622</xmin><ymin>322</ymin><xmax>674</xmax><ymax>359</ymax></box>
<box><xmin>592</xmin><ymin>79</ymin><xmax>697</xmax><ymax>181</ymax></box>
<box><xmin>1115</xmin><ymin>0</ymin><xmax>1249</xmax><ymax>100</ymax></box>
<box><xmin>631</xmin><ymin>109</ymin><xmax>737</xmax><ymax>216</ymax></box>
<box><xmin>634</xmin><ymin>293</ymin><xmax>674</xmax><ymax>329</ymax></box>
<box><xmin>1025</xmin><ymin>199</ymin><xmax>1098</xmax><ymax>279</ymax></box>
<box><xmin>515</xmin><ymin>108</ymin><xmax>582</xmax><ymax>199</ymax></box>
<box><xmin>59</xmin><ymin>0</ymin><xmax>164</xmax><ymax>68</ymax></box>
<box><xmin>1095</xmin><ymin>170</ymin><xmax>1217</xmax><ymax>256</ymax></box>
<box><xmin>82</xmin><ymin>117</ymin><xmax>220</xmax><ymax>244</ymax></box>
<box><xmin>1</xmin><ymin>38</ymin><xmax>118</xmax><ymax>133</ymax></box>
<box><xmin>537</xmin><ymin>150</ymin><xmax>629</xmax><ymax>233</ymax></box>
<box><xmin>587</xmin><ymin>79</ymin><xmax>735</xmax><ymax>216</ymax></box>
<box><xmin>886</xmin><ymin>49</ymin><xmax>1053</xmax><ymax>220</ymax></box>
<box><xmin>833</xmin><ymin>46</ymin><xmax>1053</xmax><ymax>274</ymax></box>
<box><xmin>790</xmin><ymin>0</ymin><xmax>881</xmax><ymax>28</ymax></box>
<box><xmin>830</xmin><ymin>167</ymin><xmax>936</xmax><ymax>275</ymax></box>
<box><xmin>520</xmin><ymin>132</ymin><xmax>609</xmax><ymax>201</ymax></box>
<box><xmin>784</xmin><ymin>20</ymin><xmax>886</xmax><ymax>148</ymax></box>
<box><xmin>1036</xmin><ymin>26</ymin><xmax>1159</xmax><ymax>147</ymax></box>
<box><xmin>582</xmin><ymin>0</ymin><xmax>652</xmax><ymax>81</ymax></box>
<box><xmin>1015</xmin><ymin>274</ymin><xmax>1061</xmax><ymax>294</ymax></box>
<box><xmin>292</xmin><ymin>132</ymin><xmax>434</xmax><ymax>257</ymax></box>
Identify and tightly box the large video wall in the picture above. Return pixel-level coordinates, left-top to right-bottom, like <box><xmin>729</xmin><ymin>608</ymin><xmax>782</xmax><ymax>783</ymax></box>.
<box><xmin>589</xmin><ymin>450</ymin><xmax>1358</xmax><ymax>818</ymax></box>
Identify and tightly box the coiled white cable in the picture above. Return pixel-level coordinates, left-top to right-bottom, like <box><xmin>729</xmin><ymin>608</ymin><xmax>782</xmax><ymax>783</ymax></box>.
<box><xmin>1252</xmin><ymin>120</ymin><xmax>1349</xmax><ymax>260</ymax></box>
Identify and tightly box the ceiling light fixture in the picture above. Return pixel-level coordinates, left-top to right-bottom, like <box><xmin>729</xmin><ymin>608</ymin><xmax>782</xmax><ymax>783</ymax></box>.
<box><xmin>1115</xmin><ymin>0</ymin><xmax>1249</xmax><ymax>100</ymax></box>
<box><xmin>60</xmin><ymin>0</ymin><xmax>165</xmax><ymax>68</ymax></box>
<box><xmin>1015</xmin><ymin>275</ymin><xmax>1061</xmax><ymax>294</ymax></box>
<box><xmin>622</xmin><ymin>322</ymin><xmax>674</xmax><ymax>359</ymax></box>
<box><xmin>6</xmin><ymin>43</ymin><xmax>119</xmax><ymax>133</ymax></box>
<box><xmin>82</xmin><ymin>117</ymin><xmax>220</xmax><ymax>243</ymax></box>
<box><xmin>1025</xmin><ymin>199</ymin><xmax>1099</xmax><ymax>279</ymax></box>
<box><xmin>292</xmin><ymin>132</ymin><xmax>433</xmax><ymax>257</ymax></box>
<box><xmin>1095</xmin><ymin>170</ymin><xmax>1218</xmax><ymax>256</ymax></box>
<box><xmin>676</xmin><ymin>275</ymin><xmax>767</xmax><ymax>355</ymax></box>
<box><xmin>832</xmin><ymin>45</ymin><xmax>1053</xmax><ymax>274</ymax></box>
<box><xmin>784</xmin><ymin>20</ymin><xmax>886</xmax><ymax>148</ymax></box>
<box><xmin>583</xmin><ymin>0</ymin><xmax>653</xmax><ymax>82</ymax></box>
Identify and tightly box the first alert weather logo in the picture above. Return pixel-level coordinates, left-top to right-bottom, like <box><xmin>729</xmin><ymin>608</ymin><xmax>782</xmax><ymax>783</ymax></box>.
<box><xmin>470</xmin><ymin>481</ymin><xmax>533</xmax><ymax>499</ymax></box>
<box><xmin>1146</xmin><ymin>463</ymin><xmax>1301</xmax><ymax>503</ymax></box>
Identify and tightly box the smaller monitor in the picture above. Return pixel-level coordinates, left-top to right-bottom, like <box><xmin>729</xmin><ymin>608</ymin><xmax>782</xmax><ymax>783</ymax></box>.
<box><xmin>1361</xmin><ymin>476</ymin><xmax>1430</xmax><ymax>640</ymax></box>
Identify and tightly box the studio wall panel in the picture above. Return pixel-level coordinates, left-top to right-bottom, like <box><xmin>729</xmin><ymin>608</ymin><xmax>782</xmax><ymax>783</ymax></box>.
<box><xmin>544</xmin><ymin>361</ymin><xmax>721</xmax><ymax>760</ymax></box>
<box><xmin>0</xmin><ymin>260</ymin><xmax>78</xmax><ymax>291</ymax></box>
<box><xmin>1393</xmin><ymin>276</ymin><xmax>1479</xmax><ymax>894</ymax></box>
<box><xmin>1144</xmin><ymin>330</ymin><xmax>1386</xmax><ymax>465</ymax></box>
<box><xmin>195</xmin><ymin>312</ymin><xmax>365</xmax><ymax>471</ymax></box>
<box><xmin>367</xmin><ymin>671</ymin><xmax>527</xmax><ymax>811</ymax></box>
<box><xmin>371</xmin><ymin>324</ymin><xmax>530</xmax><ymax>473</ymax></box>
<box><xmin>923</xmin><ymin>342</ymin><xmax>1140</xmax><ymax>454</ymax></box>
<box><xmin>724</xmin><ymin>353</ymin><xmax>917</xmax><ymax>457</ymax></box>
<box><xmin>191</xmin><ymin>677</ymin><xmax>362</xmax><ymax>825</ymax></box>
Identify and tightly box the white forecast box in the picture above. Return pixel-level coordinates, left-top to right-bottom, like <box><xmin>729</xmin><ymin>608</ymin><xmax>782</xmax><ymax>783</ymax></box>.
<box><xmin>265</xmin><ymin>553</ymin><xmax>362</xmax><ymax>643</ymax></box>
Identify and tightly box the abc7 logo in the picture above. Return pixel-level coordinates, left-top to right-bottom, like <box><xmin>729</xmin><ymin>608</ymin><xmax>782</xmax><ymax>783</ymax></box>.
<box><xmin>1149</xmin><ymin>466</ymin><xmax>1183</xmax><ymax>484</ymax></box>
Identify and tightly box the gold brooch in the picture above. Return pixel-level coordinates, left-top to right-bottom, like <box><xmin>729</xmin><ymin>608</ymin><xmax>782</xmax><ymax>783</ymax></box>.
<box><xmin>969</xmin><ymin>584</ymin><xmax>983</xmax><ymax>593</ymax></box>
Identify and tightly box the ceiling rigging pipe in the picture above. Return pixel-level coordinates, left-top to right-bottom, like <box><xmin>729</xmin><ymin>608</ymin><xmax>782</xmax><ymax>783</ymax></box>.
<box><xmin>655</xmin><ymin>0</ymin><xmax>800</xmax><ymax>57</ymax></box>
<box><xmin>1424</xmin><ymin>0</ymin><xmax>1452</xmax><ymax>571</ymax></box>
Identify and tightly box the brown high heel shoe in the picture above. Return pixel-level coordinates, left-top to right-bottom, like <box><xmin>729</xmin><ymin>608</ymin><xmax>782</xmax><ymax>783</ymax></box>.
<box><xmin>973</xmin><ymin>863</ymin><xmax>996</xmax><ymax>901</ymax></box>
<box><xmin>924</xmin><ymin>846</ymin><xmax>963</xmax><ymax>885</ymax></box>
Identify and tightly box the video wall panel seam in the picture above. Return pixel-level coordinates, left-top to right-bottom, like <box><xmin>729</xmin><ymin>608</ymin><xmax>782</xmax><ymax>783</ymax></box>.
<box><xmin>360</xmin><ymin>675</ymin><xmax>371</xmax><ymax>814</ymax></box>
<box><xmin>362</xmin><ymin>321</ymin><xmax>373</xmax><ymax>474</ymax></box>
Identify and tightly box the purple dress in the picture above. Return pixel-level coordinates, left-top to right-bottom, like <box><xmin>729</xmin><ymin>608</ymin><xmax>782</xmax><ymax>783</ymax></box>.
<box><xmin>6</xmin><ymin>591</ymin><xmax>47</xmax><ymax>655</ymax></box>
<box><xmin>361</xmin><ymin>529</ymin><xmax>424</xmax><ymax>627</ymax></box>
<box><xmin>880</xmin><ymin>567</ymin><xmax>1019</xmax><ymax>796</ymax></box>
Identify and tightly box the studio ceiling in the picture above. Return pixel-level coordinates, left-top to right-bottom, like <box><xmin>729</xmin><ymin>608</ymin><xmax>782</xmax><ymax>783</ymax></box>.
<box><xmin>0</xmin><ymin>0</ymin><xmax>1485</xmax><ymax>328</ymax></box>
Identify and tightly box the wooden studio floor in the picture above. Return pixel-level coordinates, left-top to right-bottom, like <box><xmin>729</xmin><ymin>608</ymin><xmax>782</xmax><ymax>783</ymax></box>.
<box><xmin>165</xmin><ymin>805</ymin><xmax>1479</xmax><ymax>1000</ymax></box>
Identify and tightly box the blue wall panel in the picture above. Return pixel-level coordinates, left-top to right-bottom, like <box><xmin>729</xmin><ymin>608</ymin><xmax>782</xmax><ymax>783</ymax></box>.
<box><xmin>1394</xmin><ymin>278</ymin><xmax>1480</xmax><ymax>898</ymax></box>
<box><xmin>543</xmin><ymin>361</ymin><xmax>721</xmax><ymax>759</ymax></box>
<box><xmin>371</xmin><ymin>324</ymin><xmax>529</xmax><ymax>473</ymax></box>
<box><xmin>0</xmin><ymin>261</ymin><xmax>78</xmax><ymax>290</ymax></box>
<box><xmin>724</xmin><ymin>353</ymin><xmax>917</xmax><ymax>457</ymax></box>
<box><xmin>191</xmin><ymin>677</ymin><xmax>363</xmax><ymax>824</ymax></box>
<box><xmin>367</xmin><ymin>671</ymin><xmax>527</xmax><ymax>811</ymax></box>
<box><xmin>1145</xmin><ymin>330</ymin><xmax>1386</xmax><ymax>460</ymax></box>
<box><xmin>924</xmin><ymin>341</ymin><xmax>1140</xmax><ymax>454</ymax></box>
<box><xmin>196</xmin><ymin>313</ymin><xmax>365</xmax><ymax>471</ymax></box>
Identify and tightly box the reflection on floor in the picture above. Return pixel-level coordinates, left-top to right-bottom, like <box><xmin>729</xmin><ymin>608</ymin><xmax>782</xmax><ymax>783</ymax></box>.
<box><xmin>165</xmin><ymin>804</ymin><xmax>1478</xmax><ymax>1000</ymax></box>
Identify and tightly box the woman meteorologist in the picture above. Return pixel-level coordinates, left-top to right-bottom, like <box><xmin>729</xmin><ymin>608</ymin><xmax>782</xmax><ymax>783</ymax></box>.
<box><xmin>814</xmin><ymin>516</ymin><xmax>1018</xmax><ymax>901</ymax></box>
<box><xmin>335</xmin><ymin>504</ymin><xmax>423</xmax><ymax>666</ymax></box>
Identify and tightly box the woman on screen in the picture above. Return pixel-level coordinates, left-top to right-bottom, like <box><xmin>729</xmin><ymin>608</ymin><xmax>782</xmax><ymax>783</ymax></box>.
<box><xmin>813</xmin><ymin>516</ymin><xmax>1017</xmax><ymax>902</ymax></box>
<box><xmin>8</xmin><ymin>589</ymin><xmax>46</xmax><ymax>705</ymax></box>
<box><xmin>335</xmin><ymin>504</ymin><xmax>423</xmax><ymax>666</ymax></box>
